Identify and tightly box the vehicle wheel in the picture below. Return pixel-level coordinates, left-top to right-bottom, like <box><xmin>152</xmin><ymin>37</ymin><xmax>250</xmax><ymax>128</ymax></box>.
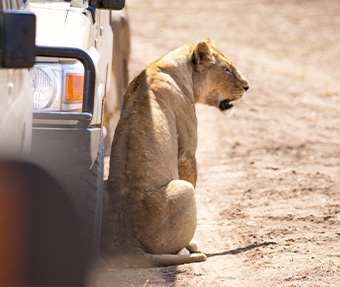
<box><xmin>83</xmin><ymin>136</ymin><xmax>104</xmax><ymax>261</ymax></box>
<box><xmin>68</xmin><ymin>136</ymin><xmax>104</xmax><ymax>263</ymax></box>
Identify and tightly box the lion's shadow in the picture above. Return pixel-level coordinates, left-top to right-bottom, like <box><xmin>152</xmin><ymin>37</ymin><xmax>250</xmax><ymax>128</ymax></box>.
<box><xmin>205</xmin><ymin>241</ymin><xmax>277</xmax><ymax>258</ymax></box>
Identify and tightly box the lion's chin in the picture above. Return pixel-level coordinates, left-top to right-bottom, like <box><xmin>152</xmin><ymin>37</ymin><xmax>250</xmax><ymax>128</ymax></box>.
<box><xmin>221</xmin><ymin>105</ymin><xmax>235</xmax><ymax>118</ymax></box>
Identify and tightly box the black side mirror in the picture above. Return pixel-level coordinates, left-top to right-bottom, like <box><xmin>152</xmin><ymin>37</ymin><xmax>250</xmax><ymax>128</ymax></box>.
<box><xmin>0</xmin><ymin>11</ymin><xmax>36</xmax><ymax>68</ymax></box>
<box><xmin>89</xmin><ymin>0</ymin><xmax>125</xmax><ymax>10</ymax></box>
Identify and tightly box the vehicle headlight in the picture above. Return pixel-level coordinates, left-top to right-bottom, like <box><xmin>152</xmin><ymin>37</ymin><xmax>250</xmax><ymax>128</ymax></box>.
<box><xmin>30</xmin><ymin>65</ymin><xmax>58</xmax><ymax>110</ymax></box>
<box><xmin>30</xmin><ymin>61</ymin><xmax>84</xmax><ymax>112</ymax></box>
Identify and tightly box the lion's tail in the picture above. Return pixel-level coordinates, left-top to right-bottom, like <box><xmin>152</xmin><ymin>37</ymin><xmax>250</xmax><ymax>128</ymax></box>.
<box><xmin>102</xmin><ymin>248</ymin><xmax>207</xmax><ymax>268</ymax></box>
<box><xmin>138</xmin><ymin>251</ymin><xmax>207</xmax><ymax>267</ymax></box>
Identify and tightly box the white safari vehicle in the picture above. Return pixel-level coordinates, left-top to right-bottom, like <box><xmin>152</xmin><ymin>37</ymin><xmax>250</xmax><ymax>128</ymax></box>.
<box><xmin>1</xmin><ymin>0</ymin><xmax>117</xmax><ymax>284</ymax></box>
<box><xmin>28</xmin><ymin>0</ymin><xmax>125</xmax><ymax>266</ymax></box>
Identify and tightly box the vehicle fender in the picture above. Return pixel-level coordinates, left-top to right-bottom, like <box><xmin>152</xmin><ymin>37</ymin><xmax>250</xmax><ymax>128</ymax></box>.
<box><xmin>87</xmin><ymin>47</ymin><xmax>103</xmax><ymax>126</ymax></box>
<box><xmin>93</xmin><ymin>83</ymin><xmax>105</xmax><ymax>126</ymax></box>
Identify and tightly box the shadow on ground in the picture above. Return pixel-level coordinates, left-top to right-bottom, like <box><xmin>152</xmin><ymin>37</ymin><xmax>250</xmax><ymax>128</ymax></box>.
<box><xmin>206</xmin><ymin>241</ymin><xmax>277</xmax><ymax>258</ymax></box>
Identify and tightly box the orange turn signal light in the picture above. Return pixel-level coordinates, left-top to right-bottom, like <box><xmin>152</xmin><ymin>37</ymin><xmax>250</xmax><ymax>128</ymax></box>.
<box><xmin>65</xmin><ymin>73</ymin><xmax>84</xmax><ymax>102</ymax></box>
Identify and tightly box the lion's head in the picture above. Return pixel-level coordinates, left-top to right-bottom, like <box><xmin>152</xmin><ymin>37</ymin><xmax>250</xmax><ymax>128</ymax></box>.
<box><xmin>192</xmin><ymin>38</ymin><xmax>249</xmax><ymax>112</ymax></box>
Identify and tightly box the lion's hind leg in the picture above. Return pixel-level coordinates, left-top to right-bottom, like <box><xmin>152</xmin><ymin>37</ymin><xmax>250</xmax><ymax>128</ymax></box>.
<box><xmin>139</xmin><ymin>180</ymin><xmax>198</xmax><ymax>254</ymax></box>
<box><xmin>125</xmin><ymin>180</ymin><xmax>207</xmax><ymax>267</ymax></box>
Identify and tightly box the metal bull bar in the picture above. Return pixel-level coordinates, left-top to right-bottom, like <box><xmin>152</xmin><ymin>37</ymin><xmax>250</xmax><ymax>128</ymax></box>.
<box><xmin>33</xmin><ymin>46</ymin><xmax>96</xmax><ymax>128</ymax></box>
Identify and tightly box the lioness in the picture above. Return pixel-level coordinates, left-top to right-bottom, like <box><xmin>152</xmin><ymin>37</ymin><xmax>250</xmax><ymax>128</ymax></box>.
<box><xmin>102</xmin><ymin>38</ymin><xmax>249</xmax><ymax>267</ymax></box>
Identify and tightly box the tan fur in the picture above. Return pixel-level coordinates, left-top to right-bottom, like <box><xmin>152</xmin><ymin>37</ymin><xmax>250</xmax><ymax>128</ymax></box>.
<box><xmin>101</xmin><ymin>39</ymin><xmax>249</xmax><ymax>267</ymax></box>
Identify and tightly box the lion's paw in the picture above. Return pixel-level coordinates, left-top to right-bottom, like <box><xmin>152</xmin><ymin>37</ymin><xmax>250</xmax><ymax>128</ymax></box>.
<box><xmin>186</xmin><ymin>239</ymin><xmax>200</xmax><ymax>253</ymax></box>
<box><xmin>177</xmin><ymin>248</ymin><xmax>190</xmax><ymax>256</ymax></box>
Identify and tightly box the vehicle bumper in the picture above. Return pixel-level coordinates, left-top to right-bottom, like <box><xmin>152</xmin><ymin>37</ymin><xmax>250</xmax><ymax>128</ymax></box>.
<box><xmin>31</xmin><ymin>126</ymin><xmax>101</xmax><ymax>175</ymax></box>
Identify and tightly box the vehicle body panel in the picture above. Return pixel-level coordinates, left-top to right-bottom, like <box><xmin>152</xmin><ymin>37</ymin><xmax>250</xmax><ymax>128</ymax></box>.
<box><xmin>0</xmin><ymin>68</ymin><xmax>32</xmax><ymax>156</ymax></box>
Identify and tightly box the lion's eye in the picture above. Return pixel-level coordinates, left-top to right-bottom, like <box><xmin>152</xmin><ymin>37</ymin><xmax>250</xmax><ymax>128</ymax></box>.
<box><xmin>225</xmin><ymin>67</ymin><xmax>231</xmax><ymax>73</ymax></box>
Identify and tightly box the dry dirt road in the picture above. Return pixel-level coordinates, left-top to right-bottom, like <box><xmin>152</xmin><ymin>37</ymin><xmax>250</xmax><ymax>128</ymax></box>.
<box><xmin>99</xmin><ymin>0</ymin><xmax>340</xmax><ymax>286</ymax></box>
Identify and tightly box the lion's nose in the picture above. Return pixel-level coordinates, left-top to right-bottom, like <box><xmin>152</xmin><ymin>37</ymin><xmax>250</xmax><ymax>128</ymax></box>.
<box><xmin>243</xmin><ymin>85</ymin><xmax>249</xmax><ymax>91</ymax></box>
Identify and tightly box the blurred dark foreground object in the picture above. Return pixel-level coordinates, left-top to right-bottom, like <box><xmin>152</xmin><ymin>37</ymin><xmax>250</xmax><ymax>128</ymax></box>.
<box><xmin>0</xmin><ymin>161</ymin><xmax>90</xmax><ymax>287</ymax></box>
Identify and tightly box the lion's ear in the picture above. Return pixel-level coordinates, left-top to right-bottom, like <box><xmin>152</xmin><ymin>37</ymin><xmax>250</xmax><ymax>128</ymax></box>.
<box><xmin>193</xmin><ymin>41</ymin><xmax>214</xmax><ymax>72</ymax></box>
<box><xmin>205</xmin><ymin>38</ymin><xmax>215</xmax><ymax>47</ymax></box>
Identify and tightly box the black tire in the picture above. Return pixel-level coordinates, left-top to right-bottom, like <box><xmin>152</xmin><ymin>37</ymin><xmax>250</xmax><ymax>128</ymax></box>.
<box><xmin>83</xmin><ymin>136</ymin><xmax>104</xmax><ymax>262</ymax></box>
<box><xmin>67</xmin><ymin>136</ymin><xmax>104</xmax><ymax>263</ymax></box>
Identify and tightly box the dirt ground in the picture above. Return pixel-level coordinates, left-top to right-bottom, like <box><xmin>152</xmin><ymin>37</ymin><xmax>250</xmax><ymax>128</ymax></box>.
<box><xmin>99</xmin><ymin>0</ymin><xmax>340</xmax><ymax>286</ymax></box>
